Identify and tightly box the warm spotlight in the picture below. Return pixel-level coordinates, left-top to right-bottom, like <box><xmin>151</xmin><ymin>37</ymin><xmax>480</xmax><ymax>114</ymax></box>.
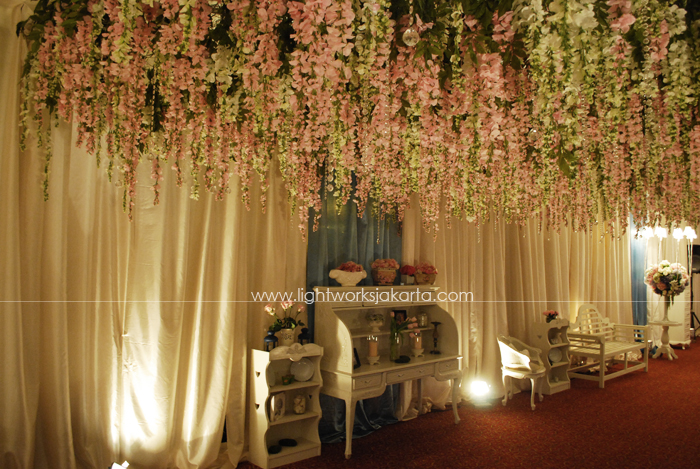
<box><xmin>470</xmin><ymin>380</ymin><xmax>490</xmax><ymax>397</ymax></box>
<box><xmin>469</xmin><ymin>380</ymin><xmax>492</xmax><ymax>408</ymax></box>
<box><xmin>110</xmin><ymin>462</ymin><xmax>129</xmax><ymax>469</ymax></box>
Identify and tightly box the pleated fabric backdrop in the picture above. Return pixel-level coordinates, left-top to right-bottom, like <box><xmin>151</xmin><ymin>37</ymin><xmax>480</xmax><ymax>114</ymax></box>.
<box><xmin>0</xmin><ymin>3</ymin><xmax>307</xmax><ymax>468</ymax></box>
<box><xmin>401</xmin><ymin>202</ymin><xmax>635</xmax><ymax>398</ymax></box>
<box><xmin>401</xmin><ymin>202</ymin><xmax>508</xmax><ymax>396</ymax></box>
<box><xmin>1</xmin><ymin>2</ymin><xmax>639</xmax><ymax>467</ymax></box>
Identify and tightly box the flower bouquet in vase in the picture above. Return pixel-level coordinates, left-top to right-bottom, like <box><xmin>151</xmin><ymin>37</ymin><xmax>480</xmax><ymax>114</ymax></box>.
<box><xmin>390</xmin><ymin>311</ymin><xmax>418</xmax><ymax>361</ymax></box>
<box><xmin>266</xmin><ymin>302</ymin><xmax>306</xmax><ymax>346</ymax></box>
<box><xmin>644</xmin><ymin>260</ymin><xmax>690</xmax><ymax>320</ymax></box>
<box><xmin>371</xmin><ymin>259</ymin><xmax>399</xmax><ymax>285</ymax></box>
<box><xmin>366</xmin><ymin>312</ymin><xmax>385</xmax><ymax>333</ymax></box>
<box><xmin>543</xmin><ymin>310</ymin><xmax>559</xmax><ymax>323</ymax></box>
<box><xmin>414</xmin><ymin>262</ymin><xmax>438</xmax><ymax>285</ymax></box>
<box><xmin>329</xmin><ymin>261</ymin><xmax>367</xmax><ymax>286</ymax></box>
<box><xmin>400</xmin><ymin>264</ymin><xmax>416</xmax><ymax>285</ymax></box>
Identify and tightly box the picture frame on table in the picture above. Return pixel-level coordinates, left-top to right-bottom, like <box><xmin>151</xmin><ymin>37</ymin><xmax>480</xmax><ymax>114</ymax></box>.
<box><xmin>353</xmin><ymin>348</ymin><xmax>361</xmax><ymax>369</ymax></box>
<box><xmin>393</xmin><ymin>310</ymin><xmax>407</xmax><ymax>325</ymax></box>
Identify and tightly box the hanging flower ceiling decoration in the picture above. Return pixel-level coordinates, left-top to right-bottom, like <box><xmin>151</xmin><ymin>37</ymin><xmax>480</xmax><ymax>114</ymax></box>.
<box><xmin>17</xmin><ymin>0</ymin><xmax>700</xmax><ymax>237</ymax></box>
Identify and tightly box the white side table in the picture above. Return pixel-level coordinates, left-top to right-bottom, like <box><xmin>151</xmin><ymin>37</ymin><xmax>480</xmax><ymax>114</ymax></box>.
<box><xmin>649</xmin><ymin>320</ymin><xmax>682</xmax><ymax>360</ymax></box>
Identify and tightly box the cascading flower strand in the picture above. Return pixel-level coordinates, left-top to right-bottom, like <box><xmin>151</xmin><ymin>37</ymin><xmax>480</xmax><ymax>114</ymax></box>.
<box><xmin>16</xmin><ymin>0</ymin><xmax>700</xmax><ymax>237</ymax></box>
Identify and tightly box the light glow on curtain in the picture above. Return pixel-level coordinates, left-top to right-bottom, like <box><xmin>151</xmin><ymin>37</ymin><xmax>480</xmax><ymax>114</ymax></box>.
<box><xmin>0</xmin><ymin>4</ymin><xmax>308</xmax><ymax>467</ymax></box>
<box><xmin>402</xmin><ymin>203</ymin><xmax>634</xmax><ymax>398</ymax></box>
<box><xmin>402</xmin><ymin>199</ymin><xmax>508</xmax><ymax>399</ymax></box>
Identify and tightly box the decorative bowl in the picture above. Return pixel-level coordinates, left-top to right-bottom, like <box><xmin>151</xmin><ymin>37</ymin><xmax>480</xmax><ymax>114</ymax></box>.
<box><xmin>366</xmin><ymin>312</ymin><xmax>385</xmax><ymax>332</ymax></box>
<box><xmin>329</xmin><ymin>269</ymin><xmax>367</xmax><ymax>286</ymax></box>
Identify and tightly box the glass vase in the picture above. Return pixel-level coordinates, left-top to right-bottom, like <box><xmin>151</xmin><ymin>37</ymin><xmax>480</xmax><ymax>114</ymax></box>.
<box><xmin>390</xmin><ymin>331</ymin><xmax>401</xmax><ymax>361</ymax></box>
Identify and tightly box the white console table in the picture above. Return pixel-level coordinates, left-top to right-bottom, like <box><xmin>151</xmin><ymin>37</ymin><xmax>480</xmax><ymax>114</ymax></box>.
<box><xmin>314</xmin><ymin>286</ymin><xmax>462</xmax><ymax>459</ymax></box>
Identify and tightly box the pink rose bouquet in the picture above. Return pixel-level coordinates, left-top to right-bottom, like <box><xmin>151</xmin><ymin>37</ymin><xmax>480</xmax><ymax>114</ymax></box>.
<box><xmin>371</xmin><ymin>258</ymin><xmax>399</xmax><ymax>269</ymax></box>
<box><xmin>543</xmin><ymin>310</ymin><xmax>558</xmax><ymax>323</ymax></box>
<box><xmin>415</xmin><ymin>262</ymin><xmax>438</xmax><ymax>275</ymax></box>
<box><xmin>400</xmin><ymin>265</ymin><xmax>416</xmax><ymax>275</ymax></box>
<box><xmin>337</xmin><ymin>261</ymin><xmax>364</xmax><ymax>272</ymax></box>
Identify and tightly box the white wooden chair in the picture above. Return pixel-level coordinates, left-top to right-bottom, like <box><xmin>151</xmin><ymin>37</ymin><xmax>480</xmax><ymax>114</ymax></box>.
<box><xmin>497</xmin><ymin>335</ymin><xmax>546</xmax><ymax>410</ymax></box>
<box><xmin>568</xmin><ymin>304</ymin><xmax>649</xmax><ymax>388</ymax></box>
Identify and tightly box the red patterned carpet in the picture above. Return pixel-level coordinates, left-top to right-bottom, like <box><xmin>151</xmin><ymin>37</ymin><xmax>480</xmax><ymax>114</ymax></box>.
<box><xmin>241</xmin><ymin>342</ymin><xmax>700</xmax><ymax>469</ymax></box>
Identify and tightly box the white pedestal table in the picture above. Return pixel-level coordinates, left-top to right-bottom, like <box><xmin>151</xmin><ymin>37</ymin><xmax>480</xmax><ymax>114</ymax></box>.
<box><xmin>649</xmin><ymin>320</ymin><xmax>682</xmax><ymax>360</ymax></box>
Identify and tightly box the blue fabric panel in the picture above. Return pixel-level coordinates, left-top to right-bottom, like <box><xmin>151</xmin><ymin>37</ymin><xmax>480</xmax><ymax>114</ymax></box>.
<box><xmin>630</xmin><ymin>216</ymin><xmax>648</xmax><ymax>325</ymax></box>
<box><xmin>318</xmin><ymin>386</ymin><xmax>400</xmax><ymax>444</ymax></box>
<box><xmin>306</xmin><ymin>187</ymin><xmax>402</xmax><ymax>442</ymax></box>
<box><xmin>306</xmin><ymin>193</ymin><xmax>402</xmax><ymax>341</ymax></box>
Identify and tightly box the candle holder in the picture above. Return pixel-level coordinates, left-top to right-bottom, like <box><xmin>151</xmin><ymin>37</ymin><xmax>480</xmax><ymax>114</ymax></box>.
<box><xmin>411</xmin><ymin>330</ymin><xmax>424</xmax><ymax>357</ymax></box>
<box><xmin>430</xmin><ymin>321</ymin><xmax>442</xmax><ymax>354</ymax></box>
<box><xmin>367</xmin><ymin>335</ymin><xmax>380</xmax><ymax>365</ymax></box>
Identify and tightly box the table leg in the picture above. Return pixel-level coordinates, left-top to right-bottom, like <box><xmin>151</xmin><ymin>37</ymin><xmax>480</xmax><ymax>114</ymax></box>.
<box><xmin>344</xmin><ymin>399</ymin><xmax>357</xmax><ymax>459</ymax></box>
<box><xmin>451</xmin><ymin>377</ymin><xmax>461</xmax><ymax>424</ymax></box>
<box><xmin>653</xmin><ymin>326</ymin><xmax>679</xmax><ymax>360</ymax></box>
<box><xmin>417</xmin><ymin>378</ymin><xmax>424</xmax><ymax>415</ymax></box>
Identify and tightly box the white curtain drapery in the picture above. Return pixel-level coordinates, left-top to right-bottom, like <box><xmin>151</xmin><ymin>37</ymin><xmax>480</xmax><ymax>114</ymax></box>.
<box><xmin>402</xmin><ymin>210</ymin><xmax>634</xmax><ymax>399</ymax></box>
<box><xmin>2</xmin><ymin>1</ymin><xmax>638</xmax><ymax>466</ymax></box>
<box><xmin>1</xmin><ymin>3</ymin><xmax>307</xmax><ymax>467</ymax></box>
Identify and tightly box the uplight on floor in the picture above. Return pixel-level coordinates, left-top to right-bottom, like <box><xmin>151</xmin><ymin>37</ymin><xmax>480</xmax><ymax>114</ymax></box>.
<box><xmin>470</xmin><ymin>380</ymin><xmax>492</xmax><ymax>408</ymax></box>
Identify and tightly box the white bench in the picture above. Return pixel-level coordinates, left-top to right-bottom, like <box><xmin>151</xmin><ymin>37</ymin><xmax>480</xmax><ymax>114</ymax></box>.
<box><xmin>568</xmin><ymin>304</ymin><xmax>649</xmax><ymax>388</ymax></box>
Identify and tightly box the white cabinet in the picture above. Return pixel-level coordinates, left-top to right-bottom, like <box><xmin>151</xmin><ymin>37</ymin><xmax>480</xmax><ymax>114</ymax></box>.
<box><xmin>529</xmin><ymin>319</ymin><xmax>570</xmax><ymax>395</ymax></box>
<box><xmin>248</xmin><ymin>344</ymin><xmax>323</xmax><ymax>469</ymax></box>
<box><xmin>314</xmin><ymin>286</ymin><xmax>462</xmax><ymax>459</ymax></box>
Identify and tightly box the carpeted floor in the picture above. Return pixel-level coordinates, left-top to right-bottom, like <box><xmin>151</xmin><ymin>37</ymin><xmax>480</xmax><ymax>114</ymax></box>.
<box><xmin>240</xmin><ymin>342</ymin><xmax>700</xmax><ymax>469</ymax></box>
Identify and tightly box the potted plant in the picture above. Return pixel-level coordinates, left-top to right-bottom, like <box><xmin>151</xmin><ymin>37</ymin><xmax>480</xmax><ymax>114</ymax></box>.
<box><xmin>371</xmin><ymin>258</ymin><xmax>399</xmax><ymax>285</ymax></box>
<box><xmin>329</xmin><ymin>261</ymin><xmax>367</xmax><ymax>286</ymax></box>
<box><xmin>266</xmin><ymin>302</ymin><xmax>306</xmax><ymax>346</ymax></box>
<box><xmin>400</xmin><ymin>264</ymin><xmax>416</xmax><ymax>285</ymax></box>
<box><xmin>414</xmin><ymin>262</ymin><xmax>438</xmax><ymax>285</ymax></box>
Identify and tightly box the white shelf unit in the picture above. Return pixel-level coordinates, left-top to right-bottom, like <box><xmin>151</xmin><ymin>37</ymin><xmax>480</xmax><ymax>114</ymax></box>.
<box><xmin>248</xmin><ymin>343</ymin><xmax>323</xmax><ymax>469</ymax></box>
<box><xmin>529</xmin><ymin>319</ymin><xmax>571</xmax><ymax>395</ymax></box>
